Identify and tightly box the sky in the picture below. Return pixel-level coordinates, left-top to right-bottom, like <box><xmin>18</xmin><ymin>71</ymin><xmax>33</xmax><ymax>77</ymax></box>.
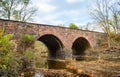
<box><xmin>32</xmin><ymin>0</ymin><xmax>95</xmax><ymax>27</ymax></box>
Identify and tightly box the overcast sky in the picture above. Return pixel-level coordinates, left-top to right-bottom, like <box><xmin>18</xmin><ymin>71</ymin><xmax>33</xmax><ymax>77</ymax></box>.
<box><xmin>31</xmin><ymin>0</ymin><xmax>95</xmax><ymax>27</ymax></box>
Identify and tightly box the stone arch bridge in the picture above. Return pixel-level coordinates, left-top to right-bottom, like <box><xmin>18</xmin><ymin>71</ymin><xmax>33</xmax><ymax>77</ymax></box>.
<box><xmin>0</xmin><ymin>19</ymin><xmax>106</xmax><ymax>60</ymax></box>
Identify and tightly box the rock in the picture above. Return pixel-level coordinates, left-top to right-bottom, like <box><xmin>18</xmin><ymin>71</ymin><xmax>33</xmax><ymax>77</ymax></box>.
<box><xmin>77</xmin><ymin>69</ymin><xmax>83</xmax><ymax>74</ymax></box>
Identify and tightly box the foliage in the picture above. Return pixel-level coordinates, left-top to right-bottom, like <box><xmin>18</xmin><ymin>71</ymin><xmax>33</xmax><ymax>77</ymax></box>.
<box><xmin>112</xmin><ymin>34</ymin><xmax>120</xmax><ymax>42</ymax></box>
<box><xmin>20</xmin><ymin>34</ymin><xmax>35</xmax><ymax>72</ymax></box>
<box><xmin>22</xmin><ymin>34</ymin><xmax>34</xmax><ymax>43</ymax></box>
<box><xmin>34</xmin><ymin>41</ymin><xmax>48</xmax><ymax>68</ymax></box>
<box><xmin>0</xmin><ymin>28</ymin><xmax>13</xmax><ymax>61</ymax></box>
<box><xmin>20</xmin><ymin>50</ymin><xmax>34</xmax><ymax>72</ymax></box>
<box><xmin>0</xmin><ymin>28</ymin><xmax>21</xmax><ymax>77</ymax></box>
<box><xmin>23</xmin><ymin>50</ymin><xmax>34</xmax><ymax>60</ymax></box>
<box><xmin>110</xmin><ymin>34</ymin><xmax>120</xmax><ymax>46</ymax></box>
<box><xmin>0</xmin><ymin>28</ymin><xmax>35</xmax><ymax>76</ymax></box>
<box><xmin>0</xmin><ymin>28</ymin><xmax>48</xmax><ymax>76</ymax></box>
<box><xmin>69</xmin><ymin>23</ymin><xmax>79</xmax><ymax>29</ymax></box>
<box><xmin>35</xmin><ymin>58</ymin><xmax>48</xmax><ymax>68</ymax></box>
<box><xmin>0</xmin><ymin>0</ymin><xmax>37</xmax><ymax>21</ymax></box>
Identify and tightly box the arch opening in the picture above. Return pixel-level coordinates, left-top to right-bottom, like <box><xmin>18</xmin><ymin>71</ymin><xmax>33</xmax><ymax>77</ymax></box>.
<box><xmin>72</xmin><ymin>37</ymin><xmax>91</xmax><ymax>60</ymax></box>
<box><xmin>38</xmin><ymin>34</ymin><xmax>63</xmax><ymax>59</ymax></box>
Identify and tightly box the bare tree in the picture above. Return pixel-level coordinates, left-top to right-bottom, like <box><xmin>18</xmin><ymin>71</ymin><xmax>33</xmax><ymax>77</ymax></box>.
<box><xmin>80</xmin><ymin>23</ymin><xmax>96</xmax><ymax>31</ymax></box>
<box><xmin>0</xmin><ymin>0</ymin><xmax>37</xmax><ymax>22</ymax></box>
<box><xmin>90</xmin><ymin>0</ymin><xmax>117</xmax><ymax>47</ymax></box>
<box><xmin>109</xmin><ymin>1</ymin><xmax>120</xmax><ymax>34</ymax></box>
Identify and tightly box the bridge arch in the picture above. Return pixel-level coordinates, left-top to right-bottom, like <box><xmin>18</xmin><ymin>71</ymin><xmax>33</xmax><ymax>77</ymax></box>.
<box><xmin>38</xmin><ymin>34</ymin><xmax>64</xmax><ymax>59</ymax></box>
<box><xmin>72</xmin><ymin>37</ymin><xmax>91</xmax><ymax>60</ymax></box>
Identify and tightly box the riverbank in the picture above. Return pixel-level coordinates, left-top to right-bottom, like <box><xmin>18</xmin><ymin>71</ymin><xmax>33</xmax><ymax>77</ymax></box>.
<box><xmin>34</xmin><ymin>60</ymin><xmax>120</xmax><ymax>77</ymax></box>
<box><xmin>18</xmin><ymin>47</ymin><xmax>120</xmax><ymax>77</ymax></box>
<box><xmin>35</xmin><ymin>47</ymin><xmax>120</xmax><ymax>77</ymax></box>
<box><xmin>67</xmin><ymin>60</ymin><xmax>120</xmax><ymax>77</ymax></box>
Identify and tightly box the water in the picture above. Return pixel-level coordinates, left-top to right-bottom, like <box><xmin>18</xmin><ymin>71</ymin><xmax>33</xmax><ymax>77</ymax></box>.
<box><xmin>35</xmin><ymin>71</ymin><xmax>44</xmax><ymax>77</ymax></box>
<box><xmin>34</xmin><ymin>59</ymin><xmax>67</xmax><ymax>77</ymax></box>
<box><xmin>48</xmin><ymin>59</ymin><xmax>66</xmax><ymax>69</ymax></box>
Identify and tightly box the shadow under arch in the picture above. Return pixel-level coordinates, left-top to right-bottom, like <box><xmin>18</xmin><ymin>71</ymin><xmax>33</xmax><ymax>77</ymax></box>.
<box><xmin>38</xmin><ymin>34</ymin><xmax>64</xmax><ymax>59</ymax></box>
<box><xmin>72</xmin><ymin>37</ymin><xmax>91</xmax><ymax>61</ymax></box>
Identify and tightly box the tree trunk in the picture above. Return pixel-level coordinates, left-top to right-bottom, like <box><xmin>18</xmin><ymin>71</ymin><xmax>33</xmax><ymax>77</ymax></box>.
<box><xmin>8</xmin><ymin>11</ymin><xmax>11</xmax><ymax>20</ymax></box>
<box><xmin>108</xmin><ymin>35</ymin><xmax>111</xmax><ymax>48</ymax></box>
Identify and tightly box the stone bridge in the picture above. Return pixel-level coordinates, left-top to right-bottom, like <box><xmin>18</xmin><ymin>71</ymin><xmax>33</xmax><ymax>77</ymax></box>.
<box><xmin>0</xmin><ymin>19</ymin><xmax>106</xmax><ymax>60</ymax></box>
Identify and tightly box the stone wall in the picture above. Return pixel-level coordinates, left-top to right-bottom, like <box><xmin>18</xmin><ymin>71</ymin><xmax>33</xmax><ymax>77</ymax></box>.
<box><xmin>0</xmin><ymin>19</ymin><xmax>107</xmax><ymax>59</ymax></box>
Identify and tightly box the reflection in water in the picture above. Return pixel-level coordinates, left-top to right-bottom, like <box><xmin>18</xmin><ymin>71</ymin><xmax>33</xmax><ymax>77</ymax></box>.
<box><xmin>48</xmin><ymin>59</ymin><xmax>66</xmax><ymax>69</ymax></box>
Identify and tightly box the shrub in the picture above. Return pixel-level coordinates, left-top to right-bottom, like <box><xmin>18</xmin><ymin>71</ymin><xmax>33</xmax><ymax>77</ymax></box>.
<box><xmin>34</xmin><ymin>41</ymin><xmax>48</xmax><ymax>68</ymax></box>
<box><xmin>69</xmin><ymin>23</ymin><xmax>79</xmax><ymax>29</ymax></box>
<box><xmin>0</xmin><ymin>29</ymin><xmax>35</xmax><ymax>76</ymax></box>
<box><xmin>20</xmin><ymin>34</ymin><xmax>34</xmax><ymax>51</ymax></box>
<box><xmin>0</xmin><ymin>28</ymin><xmax>21</xmax><ymax>77</ymax></box>
<box><xmin>22</xmin><ymin>34</ymin><xmax>34</xmax><ymax>43</ymax></box>
<box><xmin>110</xmin><ymin>34</ymin><xmax>120</xmax><ymax>46</ymax></box>
<box><xmin>23</xmin><ymin>50</ymin><xmax>34</xmax><ymax>60</ymax></box>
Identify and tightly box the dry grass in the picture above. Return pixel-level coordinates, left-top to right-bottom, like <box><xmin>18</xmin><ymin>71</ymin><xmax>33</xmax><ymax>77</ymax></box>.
<box><xmin>68</xmin><ymin>60</ymin><xmax>120</xmax><ymax>77</ymax></box>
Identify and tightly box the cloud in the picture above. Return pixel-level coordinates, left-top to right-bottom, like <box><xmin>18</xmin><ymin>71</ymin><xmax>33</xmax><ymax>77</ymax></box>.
<box><xmin>34</xmin><ymin>7</ymin><xmax>89</xmax><ymax>26</ymax></box>
<box><xmin>34</xmin><ymin>13</ymin><xmax>65</xmax><ymax>25</ymax></box>
<box><xmin>33</xmin><ymin>0</ymin><xmax>56</xmax><ymax>13</ymax></box>
<box><xmin>66</xmin><ymin>0</ymin><xmax>85</xmax><ymax>3</ymax></box>
<box><xmin>32</xmin><ymin>0</ymin><xmax>94</xmax><ymax>28</ymax></box>
<box><xmin>36</xmin><ymin>3</ymin><xmax>56</xmax><ymax>13</ymax></box>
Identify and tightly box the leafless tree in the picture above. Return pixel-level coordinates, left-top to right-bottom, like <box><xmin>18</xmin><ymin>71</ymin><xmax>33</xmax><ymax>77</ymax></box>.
<box><xmin>90</xmin><ymin>0</ymin><xmax>113</xmax><ymax>47</ymax></box>
<box><xmin>0</xmin><ymin>0</ymin><xmax>37</xmax><ymax>22</ymax></box>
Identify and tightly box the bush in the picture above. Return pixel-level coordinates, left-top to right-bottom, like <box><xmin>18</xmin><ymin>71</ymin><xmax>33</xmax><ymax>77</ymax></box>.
<box><xmin>22</xmin><ymin>50</ymin><xmax>34</xmax><ymax>70</ymax></box>
<box><xmin>0</xmin><ymin>28</ymin><xmax>21</xmax><ymax>77</ymax></box>
<box><xmin>22</xmin><ymin>34</ymin><xmax>34</xmax><ymax>43</ymax></box>
<box><xmin>0</xmin><ymin>28</ymin><xmax>35</xmax><ymax>76</ymax></box>
<box><xmin>23</xmin><ymin>50</ymin><xmax>34</xmax><ymax>60</ymax></box>
<box><xmin>20</xmin><ymin>34</ymin><xmax>34</xmax><ymax>52</ymax></box>
<box><xmin>69</xmin><ymin>23</ymin><xmax>79</xmax><ymax>29</ymax></box>
<box><xmin>21</xmin><ymin>34</ymin><xmax>35</xmax><ymax>71</ymax></box>
<box><xmin>110</xmin><ymin>34</ymin><xmax>120</xmax><ymax>46</ymax></box>
<box><xmin>34</xmin><ymin>41</ymin><xmax>48</xmax><ymax>68</ymax></box>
